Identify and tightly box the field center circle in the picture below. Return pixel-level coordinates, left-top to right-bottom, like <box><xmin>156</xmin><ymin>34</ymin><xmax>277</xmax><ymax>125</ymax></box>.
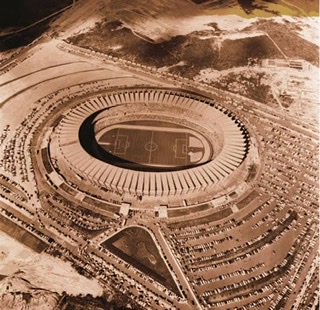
<box><xmin>145</xmin><ymin>141</ymin><xmax>158</xmax><ymax>152</ymax></box>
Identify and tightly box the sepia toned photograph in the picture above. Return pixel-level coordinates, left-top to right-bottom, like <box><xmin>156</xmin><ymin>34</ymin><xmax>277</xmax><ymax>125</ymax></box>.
<box><xmin>0</xmin><ymin>0</ymin><xmax>319</xmax><ymax>309</ymax></box>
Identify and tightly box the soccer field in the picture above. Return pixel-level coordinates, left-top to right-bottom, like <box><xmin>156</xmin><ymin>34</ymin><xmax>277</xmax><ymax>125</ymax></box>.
<box><xmin>96</xmin><ymin>120</ymin><xmax>213</xmax><ymax>169</ymax></box>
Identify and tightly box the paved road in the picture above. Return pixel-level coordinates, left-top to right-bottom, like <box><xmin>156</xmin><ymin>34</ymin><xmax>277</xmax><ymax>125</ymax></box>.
<box><xmin>151</xmin><ymin>225</ymin><xmax>202</xmax><ymax>310</ymax></box>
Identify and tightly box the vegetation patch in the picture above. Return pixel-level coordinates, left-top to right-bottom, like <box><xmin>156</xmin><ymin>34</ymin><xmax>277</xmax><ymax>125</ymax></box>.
<box><xmin>167</xmin><ymin>35</ymin><xmax>219</xmax><ymax>78</ymax></box>
<box><xmin>167</xmin><ymin>203</ymin><xmax>212</xmax><ymax>217</ymax></box>
<box><xmin>236</xmin><ymin>189</ymin><xmax>260</xmax><ymax>209</ymax></box>
<box><xmin>211</xmin><ymin>70</ymin><xmax>275</xmax><ymax>104</ymax></box>
<box><xmin>60</xmin><ymin>291</ymin><xmax>143</xmax><ymax>310</ymax></box>
<box><xmin>216</xmin><ymin>35</ymin><xmax>284</xmax><ymax>70</ymax></box>
<box><xmin>67</xmin><ymin>20</ymin><xmax>178</xmax><ymax>68</ymax></box>
<box><xmin>67</xmin><ymin>19</ymin><xmax>287</xmax><ymax>80</ymax></box>
<box><xmin>102</xmin><ymin>226</ymin><xmax>181</xmax><ymax>296</ymax></box>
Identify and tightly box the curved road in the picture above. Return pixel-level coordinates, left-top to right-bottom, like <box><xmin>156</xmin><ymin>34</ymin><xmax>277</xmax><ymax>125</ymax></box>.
<box><xmin>0</xmin><ymin>2</ymin><xmax>75</xmax><ymax>37</ymax></box>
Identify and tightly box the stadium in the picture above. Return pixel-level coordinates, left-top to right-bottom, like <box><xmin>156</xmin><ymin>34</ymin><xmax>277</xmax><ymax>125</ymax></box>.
<box><xmin>51</xmin><ymin>87</ymin><xmax>252</xmax><ymax>202</ymax></box>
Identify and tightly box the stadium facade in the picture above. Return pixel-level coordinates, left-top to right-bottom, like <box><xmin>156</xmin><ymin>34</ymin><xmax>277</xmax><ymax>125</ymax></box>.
<box><xmin>53</xmin><ymin>88</ymin><xmax>252</xmax><ymax>200</ymax></box>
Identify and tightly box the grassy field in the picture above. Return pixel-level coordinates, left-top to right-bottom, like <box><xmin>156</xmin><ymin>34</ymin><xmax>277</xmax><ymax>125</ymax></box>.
<box><xmin>0</xmin><ymin>213</ymin><xmax>47</xmax><ymax>253</ymax></box>
<box><xmin>236</xmin><ymin>189</ymin><xmax>260</xmax><ymax>209</ymax></box>
<box><xmin>102</xmin><ymin>227</ymin><xmax>181</xmax><ymax>296</ymax></box>
<box><xmin>168</xmin><ymin>207</ymin><xmax>233</xmax><ymax>228</ymax></box>
<box><xmin>82</xmin><ymin>196</ymin><xmax>120</xmax><ymax>213</ymax></box>
<box><xmin>167</xmin><ymin>203</ymin><xmax>212</xmax><ymax>217</ymax></box>
<box><xmin>41</xmin><ymin>148</ymin><xmax>53</xmax><ymax>174</ymax></box>
<box><xmin>94</xmin><ymin>119</ymin><xmax>212</xmax><ymax>171</ymax></box>
<box><xmin>100</xmin><ymin>127</ymin><xmax>189</xmax><ymax>166</ymax></box>
<box><xmin>98</xmin><ymin>121</ymin><xmax>207</xmax><ymax>168</ymax></box>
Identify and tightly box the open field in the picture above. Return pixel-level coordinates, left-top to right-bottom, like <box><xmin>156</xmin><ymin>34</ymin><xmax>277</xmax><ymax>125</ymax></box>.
<box><xmin>167</xmin><ymin>203</ymin><xmax>212</xmax><ymax>218</ymax></box>
<box><xmin>236</xmin><ymin>189</ymin><xmax>260</xmax><ymax>209</ymax></box>
<box><xmin>168</xmin><ymin>207</ymin><xmax>233</xmax><ymax>228</ymax></box>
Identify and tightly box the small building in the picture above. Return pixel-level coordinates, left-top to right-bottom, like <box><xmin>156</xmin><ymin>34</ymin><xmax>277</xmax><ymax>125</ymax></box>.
<box><xmin>154</xmin><ymin>205</ymin><xmax>168</xmax><ymax>218</ymax></box>
<box><xmin>262</xmin><ymin>59</ymin><xmax>311</xmax><ymax>71</ymax></box>
<box><xmin>120</xmin><ymin>202</ymin><xmax>130</xmax><ymax>216</ymax></box>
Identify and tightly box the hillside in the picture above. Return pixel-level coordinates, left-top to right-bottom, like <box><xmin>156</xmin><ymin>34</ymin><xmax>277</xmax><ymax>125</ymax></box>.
<box><xmin>0</xmin><ymin>275</ymin><xmax>140</xmax><ymax>310</ymax></box>
<box><xmin>0</xmin><ymin>232</ymin><xmax>141</xmax><ymax>310</ymax></box>
<box><xmin>68</xmin><ymin>14</ymin><xmax>316</xmax><ymax>78</ymax></box>
<box><xmin>247</xmin><ymin>19</ymin><xmax>319</xmax><ymax>65</ymax></box>
<box><xmin>0</xmin><ymin>276</ymin><xmax>60</xmax><ymax>309</ymax></box>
